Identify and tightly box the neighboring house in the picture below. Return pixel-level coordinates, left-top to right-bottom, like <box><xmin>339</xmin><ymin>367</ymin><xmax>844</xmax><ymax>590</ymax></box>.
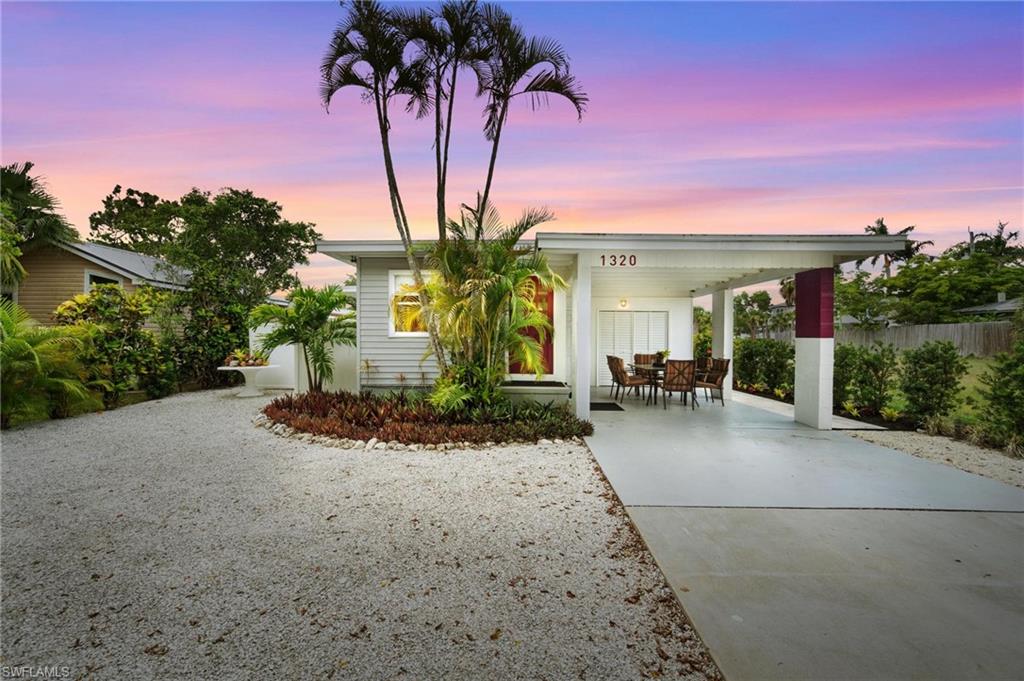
<box><xmin>13</xmin><ymin>241</ymin><xmax>189</xmax><ymax>322</ymax></box>
<box><xmin>957</xmin><ymin>293</ymin><xmax>1021</xmax><ymax>317</ymax></box>
<box><xmin>318</xmin><ymin>232</ymin><xmax>906</xmax><ymax>430</ymax></box>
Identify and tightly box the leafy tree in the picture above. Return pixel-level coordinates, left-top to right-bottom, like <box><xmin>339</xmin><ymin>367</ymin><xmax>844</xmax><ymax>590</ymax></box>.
<box><xmin>88</xmin><ymin>185</ymin><xmax>182</xmax><ymax>256</ymax></box>
<box><xmin>0</xmin><ymin>162</ymin><xmax>77</xmax><ymax>243</ymax></box>
<box><xmin>733</xmin><ymin>291</ymin><xmax>773</xmax><ymax>338</ymax></box>
<box><xmin>834</xmin><ymin>270</ymin><xmax>890</xmax><ymax>329</ymax></box>
<box><xmin>0</xmin><ymin>300</ymin><xmax>99</xmax><ymax>428</ymax></box>
<box><xmin>943</xmin><ymin>222</ymin><xmax>1023</xmax><ymax>263</ymax></box>
<box><xmin>250</xmin><ymin>285</ymin><xmax>356</xmax><ymax>392</ymax></box>
<box><xmin>900</xmin><ymin>341</ymin><xmax>968</xmax><ymax>423</ymax></box>
<box><xmin>693</xmin><ymin>306</ymin><xmax>712</xmax><ymax>358</ymax></box>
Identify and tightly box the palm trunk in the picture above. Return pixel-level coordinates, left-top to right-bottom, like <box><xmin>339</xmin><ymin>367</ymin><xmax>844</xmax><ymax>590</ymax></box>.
<box><xmin>439</xmin><ymin>63</ymin><xmax>459</xmax><ymax>235</ymax></box>
<box><xmin>479</xmin><ymin>98</ymin><xmax>508</xmax><ymax>231</ymax></box>
<box><xmin>434</xmin><ymin>68</ymin><xmax>446</xmax><ymax>243</ymax></box>
<box><xmin>301</xmin><ymin>344</ymin><xmax>315</xmax><ymax>392</ymax></box>
<box><xmin>372</xmin><ymin>84</ymin><xmax>449</xmax><ymax>372</ymax></box>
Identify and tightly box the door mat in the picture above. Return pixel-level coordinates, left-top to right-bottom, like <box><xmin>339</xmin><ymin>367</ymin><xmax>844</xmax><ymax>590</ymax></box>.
<box><xmin>590</xmin><ymin>402</ymin><xmax>625</xmax><ymax>412</ymax></box>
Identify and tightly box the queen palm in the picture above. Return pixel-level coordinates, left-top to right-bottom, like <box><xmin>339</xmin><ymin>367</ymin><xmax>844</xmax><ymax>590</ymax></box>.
<box><xmin>321</xmin><ymin>0</ymin><xmax>447</xmax><ymax>368</ymax></box>
<box><xmin>475</xmin><ymin>5</ymin><xmax>587</xmax><ymax>217</ymax></box>
<box><xmin>249</xmin><ymin>285</ymin><xmax>356</xmax><ymax>393</ymax></box>
<box><xmin>857</xmin><ymin>218</ymin><xmax>933</xmax><ymax>278</ymax></box>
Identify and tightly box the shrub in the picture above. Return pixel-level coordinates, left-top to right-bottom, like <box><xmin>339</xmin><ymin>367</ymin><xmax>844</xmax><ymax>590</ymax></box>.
<box><xmin>733</xmin><ymin>338</ymin><xmax>793</xmax><ymax>390</ymax></box>
<box><xmin>1</xmin><ymin>300</ymin><xmax>101</xmax><ymax>428</ymax></box>
<box><xmin>899</xmin><ymin>341</ymin><xmax>968</xmax><ymax>424</ymax></box>
<box><xmin>849</xmin><ymin>342</ymin><xmax>898</xmax><ymax>415</ymax></box>
<box><xmin>979</xmin><ymin>324</ymin><xmax>1024</xmax><ymax>454</ymax></box>
<box><xmin>54</xmin><ymin>284</ymin><xmax>177</xmax><ymax>405</ymax></box>
<box><xmin>263</xmin><ymin>390</ymin><xmax>594</xmax><ymax>445</ymax></box>
<box><xmin>832</xmin><ymin>343</ymin><xmax>860</xmax><ymax>410</ymax></box>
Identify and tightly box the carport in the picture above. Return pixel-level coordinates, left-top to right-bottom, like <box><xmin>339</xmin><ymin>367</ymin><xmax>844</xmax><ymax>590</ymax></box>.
<box><xmin>534</xmin><ymin>233</ymin><xmax>908</xmax><ymax>429</ymax></box>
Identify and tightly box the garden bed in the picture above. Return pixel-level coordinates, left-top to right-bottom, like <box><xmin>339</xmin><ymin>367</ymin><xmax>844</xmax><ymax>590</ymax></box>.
<box><xmin>262</xmin><ymin>390</ymin><xmax>593</xmax><ymax>447</ymax></box>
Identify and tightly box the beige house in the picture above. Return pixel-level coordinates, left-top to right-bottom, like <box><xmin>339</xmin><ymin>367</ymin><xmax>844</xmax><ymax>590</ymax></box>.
<box><xmin>12</xmin><ymin>241</ymin><xmax>188</xmax><ymax>323</ymax></box>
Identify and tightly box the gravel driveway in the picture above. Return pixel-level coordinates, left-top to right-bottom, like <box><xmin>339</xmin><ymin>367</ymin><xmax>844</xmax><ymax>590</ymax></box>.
<box><xmin>1</xmin><ymin>390</ymin><xmax>720</xmax><ymax>680</ymax></box>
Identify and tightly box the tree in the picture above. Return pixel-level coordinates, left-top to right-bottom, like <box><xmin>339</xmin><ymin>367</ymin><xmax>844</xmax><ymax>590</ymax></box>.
<box><xmin>943</xmin><ymin>221</ymin><xmax>1022</xmax><ymax>263</ymax></box>
<box><xmin>856</xmin><ymin>218</ymin><xmax>932</xmax><ymax>278</ymax></box>
<box><xmin>88</xmin><ymin>185</ymin><xmax>182</xmax><ymax>256</ymax></box>
<box><xmin>778</xmin><ymin>276</ymin><xmax>795</xmax><ymax>306</ymax></box>
<box><xmin>834</xmin><ymin>270</ymin><xmax>890</xmax><ymax>329</ymax></box>
<box><xmin>475</xmin><ymin>4</ymin><xmax>587</xmax><ymax>215</ymax></box>
<box><xmin>0</xmin><ymin>162</ymin><xmax>77</xmax><ymax>243</ymax></box>
<box><xmin>250</xmin><ymin>285</ymin><xmax>356</xmax><ymax>392</ymax></box>
<box><xmin>733</xmin><ymin>291</ymin><xmax>773</xmax><ymax>338</ymax></box>
<box><xmin>1</xmin><ymin>202</ymin><xmax>27</xmax><ymax>288</ymax></box>
<box><xmin>693</xmin><ymin>306</ymin><xmax>712</xmax><ymax>357</ymax></box>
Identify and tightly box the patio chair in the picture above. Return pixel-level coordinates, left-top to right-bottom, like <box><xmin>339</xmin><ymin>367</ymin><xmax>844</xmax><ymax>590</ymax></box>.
<box><xmin>696</xmin><ymin>358</ymin><xmax>731</xmax><ymax>405</ymax></box>
<box><xmin>696</xmin><ymin>356</ymin><xmax>713</xmax><ymax>379</ymax></box>
<box><xmin>610</xmin><ymin>356</ymin><xmax>648</xmax><ymax>402</ymax></box>
<box><xmin>658</xmin><ymin>359</ymin><xmax>698</xmax><ymax>410</ymax></box>
<box><xmin>633</xmin><ymin>353</ymin><xmax>658</xmax><ymax>377</ymax></box>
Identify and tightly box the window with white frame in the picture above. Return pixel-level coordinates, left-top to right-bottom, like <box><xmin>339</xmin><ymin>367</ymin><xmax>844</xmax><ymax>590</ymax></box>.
<box><xmin>85</xmin><ymin>270</ymin><xmax>122</xmax><ymax>290</ymax></box>
<box><xmin>389</xmin><ymin>271</ymin><xmax>428</xmax><ymax>337</ymax></box>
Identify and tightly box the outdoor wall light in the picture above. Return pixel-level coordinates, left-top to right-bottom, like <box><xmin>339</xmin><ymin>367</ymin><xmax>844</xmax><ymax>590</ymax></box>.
<box><xmin>618</xmin><ymin>298</ymin><xmax>629</xmax><ymax>309</ymax></box>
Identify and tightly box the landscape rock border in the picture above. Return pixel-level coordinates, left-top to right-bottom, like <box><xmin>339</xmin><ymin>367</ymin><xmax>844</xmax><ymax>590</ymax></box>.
<box><xmin>253</xmin><ymin>412</ymin><xmax>585</xmax><ymax>451</ymax></box>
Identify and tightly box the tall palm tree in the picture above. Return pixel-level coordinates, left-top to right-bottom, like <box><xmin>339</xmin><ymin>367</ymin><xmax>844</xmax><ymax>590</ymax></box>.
<box><xmin>249</xmin><ymin>285</ymin><xmax>356</xmax><ymax>393</ymax></box>
<box><xmin>321</xmin><ymin>0</ymin><xmax>447</xmax><ymax>369</ymax></box>
<box><xmin>475</xmin><ymin>5</ymin><xmax>587</xmax><ymax>217</ymax></box>
<box><xmin>0</xmin><ymin>162</ymin><xmax>77</xmax><ymax>244</ymax></box>
<box><xmin>396</xmin><ymin>1</ymin><xmax>487</xmax><ymax>242</ymax></box>
<box><xmin>778</xmin><ymin>276</ymin><xmax>795</xmax><ymax>306</ymax></box>
<box><xmin>1</xmin><ymin>202</ymin><xmax>27</xmax><ymax>288</ymax></box>
<box><xmin>857</xmin><ymin>218</ymin><xmax>932</xmax><ymax>278</ymax></box>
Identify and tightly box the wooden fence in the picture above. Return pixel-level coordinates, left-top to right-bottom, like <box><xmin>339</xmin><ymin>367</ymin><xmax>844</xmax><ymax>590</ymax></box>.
<box><xmin>768</xmin><ymin>321</ymin><xmax>1013</xmax><ymax>356</ymax></box>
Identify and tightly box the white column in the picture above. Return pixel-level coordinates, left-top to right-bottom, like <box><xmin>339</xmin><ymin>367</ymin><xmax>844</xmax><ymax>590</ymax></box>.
<box><xmin>573</xmin><ymin>254</ymin><xmax>591</xmax><ymax>420</ymax></box>
<box><xmin>795</xmin><ymin>338</ymin><xmax>834</xmax><ymax>429</ymax></box>
<box><xmin>711</xmin><ymin>288</ymin><xmax>734</xmax><ymax>400</ymax></box>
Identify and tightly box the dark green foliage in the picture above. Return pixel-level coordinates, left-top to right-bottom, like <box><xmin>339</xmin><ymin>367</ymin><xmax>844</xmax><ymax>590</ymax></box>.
<box><xmin>979</xmin><ymin>311</ymin><xmax>1024</xmax><ymax>451</ymax></box>
<box><xmin>832</xmin><ymin>343</ymin><xmax>861</xmax><ymax>409</ymax></box>
<box><xmin>0</xmin><ymin>161</ymin><xmax>77</xmax><ymax>243</ymax></box>
<box><xmin>733</xmin><ymin>338</ymin><xmax>794</xmax><ymax>389</ymax></box>
<box><xmin>693</xmin><ymin>306</ymin><xmax>712</xmax><ymax>358</ymax></box>
<box><xmin>264</xmin><ymin>390</ymin><xmax>593</xmax><ymax>445</ymax></box>
<box><xmin>899</xmin><ymin>341</ymin><xmax>968</xmax><ymax>423</ymax></box>
<box><xmin>849</xmin><ymin>342</ymin><xmax>898</xmax><ymax>415</ymax></box>
<box><xmin>53</xmin><ymin>285</ymin><xmax>177</xmax><ymax>406</ymax></box>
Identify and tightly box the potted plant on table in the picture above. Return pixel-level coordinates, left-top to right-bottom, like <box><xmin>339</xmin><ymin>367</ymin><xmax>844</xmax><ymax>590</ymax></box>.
<box><xmin>654</xmin><ymin>349</ymin><xmax>670</xmax><ymax>366</ymax></box>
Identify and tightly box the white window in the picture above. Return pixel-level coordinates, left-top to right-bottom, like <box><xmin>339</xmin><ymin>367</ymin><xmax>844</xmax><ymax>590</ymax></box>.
<box><xmin>388</xmin><ymin>270</ymin><xmax>428</xmax><ymax>337</ymax></box>
<box><xmin>84</xmin><ymin>270</ymin><xmax>122</xmax><ymax>290</ymax></box>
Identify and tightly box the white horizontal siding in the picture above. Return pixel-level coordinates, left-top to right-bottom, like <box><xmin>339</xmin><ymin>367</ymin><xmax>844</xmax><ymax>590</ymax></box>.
<box><xmin>358</xmin><ymin>257</ymin><xmax>439</xmax><ymax>387</ymax></box>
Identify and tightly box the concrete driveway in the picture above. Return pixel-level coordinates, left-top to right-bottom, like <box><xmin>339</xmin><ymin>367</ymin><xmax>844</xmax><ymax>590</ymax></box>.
<box><xmin>586</xmin><ymin>391</ymin><xmax>1024</xmax><ymax>681</ymax></box>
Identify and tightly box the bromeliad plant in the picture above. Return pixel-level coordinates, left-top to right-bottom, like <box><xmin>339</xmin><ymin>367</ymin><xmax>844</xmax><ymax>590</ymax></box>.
<box><xmin>249</xmin><ymin>285</ymin><xmax>356</xmax><ymax>392</ymax></box>
<box><xmin>392</xmin><ymin>202</ymin><xmax>564</xmax><ymax>412</ymax></box>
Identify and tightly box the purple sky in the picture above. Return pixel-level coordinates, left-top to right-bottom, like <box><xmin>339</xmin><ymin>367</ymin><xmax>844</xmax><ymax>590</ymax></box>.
<box><xmin>3</xmin><ymin>1</ymin><xmax>1022</xmax><ymax>285</ymax></box>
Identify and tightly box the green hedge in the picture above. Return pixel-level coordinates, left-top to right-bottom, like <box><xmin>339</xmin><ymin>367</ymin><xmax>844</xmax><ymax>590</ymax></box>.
<box><xmin>733</xmin><ymin>338</ymin><xmax>794</xmax><ymax>390</ymax></box>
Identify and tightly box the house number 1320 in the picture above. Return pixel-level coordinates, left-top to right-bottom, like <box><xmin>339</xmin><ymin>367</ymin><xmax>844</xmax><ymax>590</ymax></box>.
<box><xmin>601</xmin><ymin>254</ymin><xmax>636</xmax><ymax>267</ymax></box>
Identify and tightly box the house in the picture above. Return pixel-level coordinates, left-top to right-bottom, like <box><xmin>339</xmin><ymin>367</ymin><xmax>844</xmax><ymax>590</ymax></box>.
<box><xmin>318</xmin><ymin>232</ymin><xmax>907</xmax><ymax>430</ymax></box>
<box><xmin>957</xmin><ymin>293</ymin><xmax>1022</xmax><ymax>317</ymax></box>
<box><xmin>12</xmin><ymin>241</ymin><xmax>189</xmax><ymax>322</ymax></box>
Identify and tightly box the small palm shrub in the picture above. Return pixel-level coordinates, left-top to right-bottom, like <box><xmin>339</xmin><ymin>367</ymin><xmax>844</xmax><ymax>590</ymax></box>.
<box><xmin>263</xmin><ymin>391</ymin><xmax>593</xmax><ymax>445</ymax></box>
<box><xmin>1</xmin><ymin>300</ymin><xmax>101</xmax><ymax>428</ymax></box>
<box><xmin>899</xmin><ymin>341</ymin><xmax>968</xmax><ymax>424</ymax></box>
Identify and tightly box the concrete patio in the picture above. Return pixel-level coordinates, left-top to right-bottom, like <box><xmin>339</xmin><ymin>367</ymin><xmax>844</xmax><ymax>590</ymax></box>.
<box><xmin>586</xmin><ymin>389</ymin><xmax>1024</xmax><ymax>680</ymax></box>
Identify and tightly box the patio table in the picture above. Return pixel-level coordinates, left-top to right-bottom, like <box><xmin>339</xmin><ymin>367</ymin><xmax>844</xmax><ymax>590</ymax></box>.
<box><xmin>629</xmin><ymin>363</ymin><xmax>666</xmax><ymax>406</ymax></box>
<box><xmin>217</xmin><ymin>365</ymin><xmax>278</xmax><ymax>398</ymax></box>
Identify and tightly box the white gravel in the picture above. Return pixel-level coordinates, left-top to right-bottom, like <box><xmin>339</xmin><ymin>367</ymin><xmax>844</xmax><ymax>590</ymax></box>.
<box><xmin>850</xmin><ymin>430</ymin><xmax>1024</xmax><ymax>489</ymax></box>
<box><xmin>1</xmin><ymin>389</ymin><xmax>721</xmax><ymax>680</ymax></box>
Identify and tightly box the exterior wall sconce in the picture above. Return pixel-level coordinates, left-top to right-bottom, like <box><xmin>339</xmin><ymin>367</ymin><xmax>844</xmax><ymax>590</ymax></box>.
<box><xmin>618</xmin><ymin>298</ymin><xmax>629</xmax><ymax>309</ymax></box>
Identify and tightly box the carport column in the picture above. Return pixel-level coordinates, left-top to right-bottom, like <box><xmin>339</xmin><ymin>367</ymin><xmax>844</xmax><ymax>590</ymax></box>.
<box><xmin>794</xmin><ymin>268</ymin><xmax>834</xmax><ymax>430</ymax></box>
<box><xmin>711</xmin><ymin>289</ymin><xmax>734</xmax><ymax>400</ymax></box>
<box><xmin>573</xmin><ymin>253</ymin><xmax>591</xmax><ymax>420</ymax></box>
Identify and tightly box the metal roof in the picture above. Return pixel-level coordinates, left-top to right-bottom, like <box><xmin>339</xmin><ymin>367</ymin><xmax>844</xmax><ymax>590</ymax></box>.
<box><xmin>62</xmin><ymin>241</ymin><xmax>190</xmax><ymax>289</ymax></box>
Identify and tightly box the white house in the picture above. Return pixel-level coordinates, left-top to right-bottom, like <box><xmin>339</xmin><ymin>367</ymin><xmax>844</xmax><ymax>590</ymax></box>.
<box><xmin>318</xmin><ymin>232</ymin><xmax>906</xmax><ymax>429</ymax></box>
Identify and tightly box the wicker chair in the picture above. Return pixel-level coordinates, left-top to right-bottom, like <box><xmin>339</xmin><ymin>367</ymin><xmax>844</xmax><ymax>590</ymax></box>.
<box><xmin>658</xmin><ymin>359</ymin><xmax>698</xmax><ymax>410</ymax></box>
<box><xmin>696</xmin><ymin>358</ymin><xmax>731</xmax><ymax>405</ymax></box>
<box><xmin>609</xmin><ymin>355</ymin><xmax>648</xmax><ymax>402</ymax></box>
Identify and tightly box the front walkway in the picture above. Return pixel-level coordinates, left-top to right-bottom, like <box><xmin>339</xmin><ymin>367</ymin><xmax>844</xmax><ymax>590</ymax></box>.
<box><xmin>586</xmin><ymin>389</ymin><xmax>1024</xmax><ymax>680</ymax></box>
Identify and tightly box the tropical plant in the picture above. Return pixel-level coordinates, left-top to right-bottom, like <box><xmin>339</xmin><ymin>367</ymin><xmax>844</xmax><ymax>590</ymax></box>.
<box><xmin>732</xmin><ymin>337</ymin><xmax>793</xmax><ymax>390</ymax></box>
<box><xmin>733</xmin><ymin>291</ymin><xmax>774</xmax><ymax>338</ymax></box>
<box><xmin>474</xmin><ymin>4</ymin><xmax>587</xmax><ymax>214</ymax></box>
<box><xmin>1</xmin><ymin>203</ymin><xmax>27</xmax><ymax>287</ymax></box>
<box><xmin>0</xmin><ymin>300</ymin><xmax>99</xmax><ymax>428</ymax></box>
<box><xmin>778</xmin><ymin>276</ymin><xmax>795</xmax><ymax>306</ymax></box>
<box><xmin>856</xmin><ymin>218</ymin><xmax>933</xmax><ymax>278</ymax></box>
<box><xmin>693</xmin><ymin>306</ymin><xmax>712</xmax><ymax>358</ymax></box>
<box><xmin>850</xmin><ymin>342</ymin><xmax>898</xmax><ymax>415</ymax></box>
<box><xmin>834</xmin><ymin>270</ymin><xmax>890</xmax><ymax>329</ymax></box>
<box><xmin>249</xmin><ymin>285</ymin><xmax>356</xmax><ymax>392</ymax></box>
<box><xmin>899</xmin><ymin>341</ymin><xmax>968</xmax><ymax>424</ymax></box>
<box><xmin>979</xmin><ymin>310</ymin><xmax>1024</xmax><ymax>453</ymax></box>
<box><xmin>832</xmin><ymin>342</ymin><xmax>860</xmax><ymax>410</ymax></box>
<box><xmin>395</xmin><ymin>202</ymin><xmax>564</xmax><ymax>410</ymax></box>
<box><xmin>0</xmin><ymin>161</ymin><xmax>77</xmax><ymax>243</ymax></box>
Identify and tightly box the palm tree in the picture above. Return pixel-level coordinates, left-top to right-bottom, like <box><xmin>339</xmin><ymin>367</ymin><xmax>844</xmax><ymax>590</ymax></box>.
<box><xmin>396</xmin><ymin>1</ymin><xmax>487</xmax><ymax>242</ymax></box>
<box><xmin>475</xmin><ymin>5</ymin><xmax>587</xmax><ymax>216</ymax></box>
<box><xmin>857</xmin><ymin>218</ymin><xmax>932</xmax><ymax>278</ymax></box>
<box><xmin>321</xmin><ymin>0</ymin><xmax>447</xmax><ymax>369</ymax></box>
<box><xmin>1</xmin><ymin>202</ymin><xmax>27</xmax><ymax>288</ymax></box>
<box><xmin>249</xmin><ymin>285</ymin><xmax>356</xmax><ymax>392</ymax></box>
<box><xmin>778</xmin><ymin>276</ymin><xmax>795</xmax><ymax>306</ymax></box>
<box><xmin>0</xmin><ymin>300</ymin><xmax>95</xmax><ymax>428</ymax></box>
<box><xmin>0</xmin><ymin>162</ymin><xmax>77</xmax><ymax>244</ymax></box>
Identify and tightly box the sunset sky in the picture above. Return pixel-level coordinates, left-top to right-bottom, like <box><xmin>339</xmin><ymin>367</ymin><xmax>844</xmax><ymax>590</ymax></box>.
<box><xmin>3</xmin><ymin>1</ymin><xmax>1022</xmax><ymax>286</ymax></box>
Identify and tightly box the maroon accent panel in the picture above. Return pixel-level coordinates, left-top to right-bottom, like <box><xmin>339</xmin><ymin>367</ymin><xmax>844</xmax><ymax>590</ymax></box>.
<box><xmin>795</xmin><ymin>268</ymin><xmax>834</xmax><ymax>338</ymax></box>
